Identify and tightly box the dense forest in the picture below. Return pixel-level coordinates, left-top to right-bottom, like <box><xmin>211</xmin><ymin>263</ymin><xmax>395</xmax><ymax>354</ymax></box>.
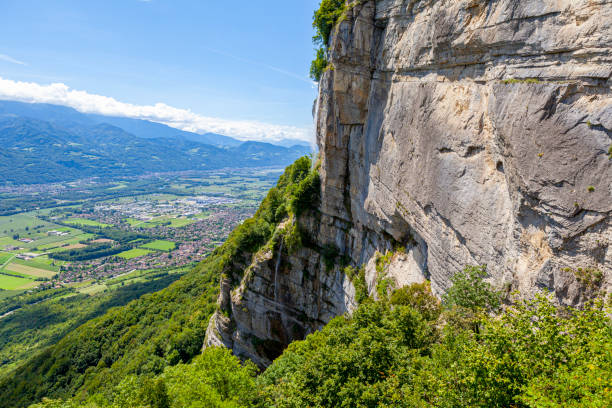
<box><xmin>0</xmin><ymin>274</ymin><xmax>182</xmax><ymax>379</ymax></box>
<box><xmin>21</xmin><ymin>267</ymin><xmax>612</xmax><ymax>408</ymax></box>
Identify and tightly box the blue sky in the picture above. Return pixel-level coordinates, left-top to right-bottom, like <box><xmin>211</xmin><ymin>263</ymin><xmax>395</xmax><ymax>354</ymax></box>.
<box><xmin>0</xmin><ymin>0</ymin><xmax>321</xmax><ymax>141</ymax></box>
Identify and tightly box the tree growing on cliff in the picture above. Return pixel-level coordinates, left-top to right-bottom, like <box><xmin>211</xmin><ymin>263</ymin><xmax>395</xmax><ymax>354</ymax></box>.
<box><xmin>310</xmin><ymin>0</ymin><xmax>346</xmax><ymax>81</ymax></box>
<box><xmin>310</xmin><ymin>47</ymin><xmax>328</xmax><ymax>82</ymax></box>
<box><xmin>313</xmin><ymin>0</ymin><xmax>345</xmax><ymax>47</ymax></box>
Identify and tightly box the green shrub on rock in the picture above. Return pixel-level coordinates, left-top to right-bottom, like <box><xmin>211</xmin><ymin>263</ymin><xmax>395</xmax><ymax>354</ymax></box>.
<box><xmin>443</xmin><ymin>265</ymin><xmax>501</xmax><ymax>312</ymax></box>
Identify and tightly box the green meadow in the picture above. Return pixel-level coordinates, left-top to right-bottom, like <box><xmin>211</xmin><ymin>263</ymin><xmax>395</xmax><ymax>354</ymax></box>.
<box><xmin>141</xmin><ymin>240</ymin><xmax>176</xmax><ymax>252</ymax></box>
<box><xmin>0</xmin><ymin>274</ymin><xmax>34</xmax><ymax>290</ymax></box>
<box><xmin>116</xmin><ymin>248</ymin><xmax>153</xmax><ymax>260</ymax></box>
<box><xmin>64</xmin><ymin>218</ymin><xmax>111</xmax><ymax>228</ymax></box>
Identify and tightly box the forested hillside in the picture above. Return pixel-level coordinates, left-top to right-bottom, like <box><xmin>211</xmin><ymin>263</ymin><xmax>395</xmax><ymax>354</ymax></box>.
<box><xmin>0</xmin><ymin>274</ymin><xmax>183</xmax><ymax>379</ymax></box>
<box><xmin>0</xmin><ymin>117</ymin><xmax>310</xmax><ymax>184</ymax></box>
<box><xmin>0</xmin><ymin>157</ymin><xmax>320</xmax><ymax>407</ymax></box>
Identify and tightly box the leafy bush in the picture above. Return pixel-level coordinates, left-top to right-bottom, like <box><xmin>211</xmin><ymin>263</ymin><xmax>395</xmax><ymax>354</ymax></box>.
<box><xmin>29</xmin><ymin>348</ymin><xmax>258</xmax><ymax>408</ymax></box>
<box><xmin>443</xmin><ymin>265</ymin><xmax>501</xmax><ymax>312</ymax></box>
<box><xmin>344</xmin><ymin>265</ymin><xmax>367</xmax><ymax>304</ymax></box>
<box><xmin>310</xmin><ymin>47</ymin><xmax>328</xmax><ymax>81</ymax></box>
<box><xmin>390</xmin><ymin>281</ymin><xmax>441</xmax><ymax>321</ymax></box>
<box><xmin>282</xmin><ymin>221</ymin><xmax>303</xmax><ymax>254</ymax></box>
<box><xmin>313</xmin><ymin>0</ymin><xmax>346</xmax><ymax>47</ymax></box>
<box><xmin>289</xmin><ymin>171</ymin><xmax>320</xmax><ymax>217</ymax></box>
<box><xmin>18</xmin><ymin>268</ymin><xmax>612</xmax><ymax>408</ymax></box>
<box><xmin>160</xmin><ymin>347</ymin><xmax>257</xmax><ymax>408</ymax></box>
<box><xmin>257</xmin><ymin>300</ymin><xmax>435</xmax><ymax>408</ymax></box>
<box><xmin>310</xmin><ymin>0</ymin><xmax>346</xmax><ymax>81</ymax></box>
<box><xmin>564</xmin><ymin>266</ymin><xmax>604</xmax><ymax>288</ymax></box>
<box><xmin>375</xmin><ymin>251</ymin><xmax>395</xmax><ymax>299</ymax></box>
<box><xmin>256</xmin><ymin>288</ymin><xmax>611</xmax><ymax>408</ymax></box>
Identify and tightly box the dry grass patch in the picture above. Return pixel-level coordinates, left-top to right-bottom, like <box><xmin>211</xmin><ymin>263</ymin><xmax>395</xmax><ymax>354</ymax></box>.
<box><xmin>5</xmin><ymin>263</ymin><xmax>56</xmax><ymax>279</ymax></box>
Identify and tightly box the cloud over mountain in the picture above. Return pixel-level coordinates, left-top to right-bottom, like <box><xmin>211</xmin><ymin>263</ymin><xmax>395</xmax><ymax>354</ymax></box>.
<box><xmin>0</xmin><ymin>76</ymin><xmax>313</xmax><ymax>143</ymax></box>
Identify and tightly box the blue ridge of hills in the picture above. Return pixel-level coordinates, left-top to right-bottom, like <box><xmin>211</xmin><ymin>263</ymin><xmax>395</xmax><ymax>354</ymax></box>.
<box><xmin>0</xmin><ymin>100</ymin><xmax>311</xmax><ymax>148</ymax></box>
<box><xmin>0</xmin><ymin>101</ymin><xmax>312</xmax><ymax>184</ymax></box>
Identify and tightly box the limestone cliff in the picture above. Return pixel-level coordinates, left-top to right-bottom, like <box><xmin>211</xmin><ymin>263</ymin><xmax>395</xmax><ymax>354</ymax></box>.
<box><xmin>205</xmin><ymin>0</ymin><xmax>611</xmax><ymax>368</ymax></box>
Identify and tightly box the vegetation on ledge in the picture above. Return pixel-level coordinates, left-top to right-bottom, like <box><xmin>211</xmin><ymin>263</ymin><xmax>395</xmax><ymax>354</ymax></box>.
<box><xmin>310</xmin><ymin>0</ymin><xmax>347</xmax><ymax>81</ymax></box>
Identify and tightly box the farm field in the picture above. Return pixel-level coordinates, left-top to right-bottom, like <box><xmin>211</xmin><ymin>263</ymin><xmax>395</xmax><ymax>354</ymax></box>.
<box><xmin>77</xmin><ymin>283</ymin><xmax>107</xmax><ymax>295</ymax></box>
<box><xmin>105</xmin><ymin>269</ymin><xmax>152</xmax><ymax>287</ymax></box>
<box><xmin>0</xmin><ymin>237</ymin><xmax>22</xmax><ymax>247</ymax></box>
<box><xmin>140</xmin><ymin>240</ymin><xmax>176</xmax><ymax>252</ymax></box>
<box><xmin>168</xmin><ymin>218</ymin><xmax>194</xmax><ymax>227</ymax></box>
<box><xmin>0</xmin><ymin>253</ymin><xmax>13</xmax><ymax>266</ymax></box>
<box><xmin>64</xmin><ymin>218</ymin><xmax>111</xmax><ymax>228</ymax></box>
<box><xmin>125</xmin><ymin>218</ymin><xmax>144</xmax><ymax>227</ymax></box>
<box><xmin>125</xmin><ymin>216</ymin><xmax>195</xmax><ymax>229</ymax></box>
<box><xmin>125</xmin><ymin>218</ymin><xmax>163</xmax><ymax>228</ymax></box>
<box><xmin>37</xmin><ymin>234</ymin><xmax>94</xmax><ymax>251</ymax></box>
<box><xmin>0</xmin><ymin>214</ymin><xmax>55</xmax><ymax>236</ymax></box>
<box><xmin>12</xmin><ymin>257</ymin><xmax>60</xmax><ymax>271</ymax></box>
<box><xmin>49</xmin><ymin>243</ymin><xmax>87</xmax><ymax>252</ymax></box>
<box><xmin>1</xmin><ymin>230</ymin><xmax>89</xmax><ymax>252</ymax></box>
<box><xmin>22</xmin><ymin>234</ymin><xmax>83</xmax><ymax>250</ymax></box>
<box><xmin>105</xmin><ymin>193</ymin><xmax>180</xmax><ymax>204</ymax></box>
<box><xmin>117</xmin><ymin>248</ymin><xmax>153</xmax><ymax>259</ymax></box>
<box><xmin>0</xmin><ymin>274</ymin><xmax>34</xmax><ymax>290</ymax></box>
<box><xmin>108</xmin><ymin>183</ymin><xmax>128</xmax><ymax>190</ymax></box>
<box><xmin>4</xmin><ymin>263</ymin><xmax>56</xmax><ymax>279</ymax></box>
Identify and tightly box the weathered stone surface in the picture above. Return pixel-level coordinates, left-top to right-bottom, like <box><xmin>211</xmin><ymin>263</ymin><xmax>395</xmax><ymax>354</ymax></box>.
<box><xmin>206</xmin><ymin>0</ymin><xmax>611</xmax><ymax>367</ymax></box>
<box><xmin>204</xmin><ymin>215</ymin><xmax>358</xmax><ymax>368</ymax></box>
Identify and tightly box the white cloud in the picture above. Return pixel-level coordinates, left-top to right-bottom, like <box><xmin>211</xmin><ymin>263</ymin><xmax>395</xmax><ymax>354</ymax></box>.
<box><xmin>0</xmin><ymin>76</ymin><xmax>314</xmax><ymax>143</ymax></box>
<box><xmin>0</xmin><ymin>54</ymin><xmax>27</xmax><ymax>66</ymax></box>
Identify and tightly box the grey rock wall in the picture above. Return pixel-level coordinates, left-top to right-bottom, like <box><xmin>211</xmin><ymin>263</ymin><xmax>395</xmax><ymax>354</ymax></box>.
<box><xmin>206</xmin><ymin>0</ymin><xmax>611</xmax><ymax>367</ymax></box>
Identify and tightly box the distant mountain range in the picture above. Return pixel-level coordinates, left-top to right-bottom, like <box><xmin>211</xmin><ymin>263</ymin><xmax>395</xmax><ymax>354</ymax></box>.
<box><xmin>0</xmin><ymin>100</ymin><xmax>312</xmax><ymax>148</ymax></box>
<box><xmin>0</xmin><ymin>101</ymin><xmax>312</xmax><ymax>184</ymax></box>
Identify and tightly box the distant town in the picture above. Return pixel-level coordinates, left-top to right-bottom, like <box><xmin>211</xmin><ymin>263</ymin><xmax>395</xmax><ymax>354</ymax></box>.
<box><xmin>0</xmin><ymin>169</ymin><xmax>282</xmax><ymax>298</ymax></box>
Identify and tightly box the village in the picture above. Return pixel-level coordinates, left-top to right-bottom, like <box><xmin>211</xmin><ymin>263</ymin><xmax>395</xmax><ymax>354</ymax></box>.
<box><xmin>49</xmin><ymin>205</ymin><xmax>251</xmax><ymax>286</ymax></box>
<box><xmin>91</xmin><ymin>194</ymin><xmax>237</xmax><ymax>223</ymax></box>
<box><xmin>0</xmin><ymin>170</ymin><xmax>278</xmax><ymax>295</ymax></box>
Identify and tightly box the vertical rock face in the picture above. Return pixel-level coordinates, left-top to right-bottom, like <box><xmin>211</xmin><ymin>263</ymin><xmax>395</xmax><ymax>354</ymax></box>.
<box><xmin>206</xmin><ymin>0</ymin><xmax>611</xmax><ymax>367</ymax></box>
